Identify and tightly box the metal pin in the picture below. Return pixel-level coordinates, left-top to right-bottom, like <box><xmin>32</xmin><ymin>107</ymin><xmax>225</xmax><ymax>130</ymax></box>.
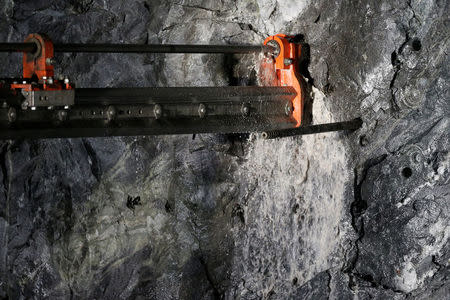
<box><xmin>7</xmin><ymin>107</ymin><xmax>17</xmax><ymax>122</ymax></box>
<box><xmin>57</xmin><ymin>110</ymin><xmax>68</xmax><ymax>122</ymax></box>
<box><xmin>285</xmin><ymin>101</ymin><xmax>293</xmax><ymax>116</ymax></box>
<box><xmin>284</xmin><ymin>58</ymin><xmax>293</xmax><ymax>66</ymax></box>
<box><xmin>107</xmin><ymin>106</ymin><xmax>116</xmax><ymax>121</ymax></box>
<box><xmin>198</xmin><ymin>103</ymin><xmax>206</xmax><ymax>118</ymax></box>
<box><xmin>241</xmin><ymin>103</ymin><xmax>250</xmax><ymax>116</ymax></box>
<box><xmin>154</xmin><ymin>104</ymin><xmax>162</xmax><ymax>119</ymax></box>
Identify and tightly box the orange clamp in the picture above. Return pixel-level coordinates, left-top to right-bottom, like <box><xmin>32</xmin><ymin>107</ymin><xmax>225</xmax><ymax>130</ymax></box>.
<box><xmin>23</xmin><ymin>33</ymin><xmax>54</xmax><ymax>80</ymax></box>
<box><xmin>263</xmin><ymin>34</ymin><xmax>304</xmax><ymax>127</ymax></box>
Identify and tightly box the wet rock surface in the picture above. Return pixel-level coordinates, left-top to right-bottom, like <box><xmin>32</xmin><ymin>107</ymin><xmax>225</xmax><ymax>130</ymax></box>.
<box><xmin>0</xmin><ymin>0</ymin><xmax>448</xmax><ymax>299</ymax></box>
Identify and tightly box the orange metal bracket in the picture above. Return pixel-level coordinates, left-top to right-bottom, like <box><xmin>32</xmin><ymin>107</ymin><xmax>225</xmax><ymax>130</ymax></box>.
<box><xmin>23</xmin><ymin>33</ymin><xmax>55</xmax><ymax>80</ymax></box>
<box><xmin>10</xmin><ymin>34</ymin><xmax>72</xmax><ymax>94</ymax></box>
<box><xmin>263</xmin><ymin>34</ymin><xmax>304</xmax><ymax>127</ymax></box>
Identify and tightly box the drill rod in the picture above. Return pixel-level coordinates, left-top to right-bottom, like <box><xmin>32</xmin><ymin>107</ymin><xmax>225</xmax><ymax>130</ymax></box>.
<box><xmin>0</xmin><ymin>43</ymin><xmax>274</xmax><ymax>54</ymax></box>
<box><xmin>262</xmin><ymin>118</ymin><xmax>363</xmax><ymax>139</ymax></box>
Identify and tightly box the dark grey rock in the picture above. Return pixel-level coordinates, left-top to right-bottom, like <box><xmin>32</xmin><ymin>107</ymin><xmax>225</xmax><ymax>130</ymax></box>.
<box><xmin>0</xmin><ymin>0</ymin><xmax>448</xmax><ymax>299</ymax></box>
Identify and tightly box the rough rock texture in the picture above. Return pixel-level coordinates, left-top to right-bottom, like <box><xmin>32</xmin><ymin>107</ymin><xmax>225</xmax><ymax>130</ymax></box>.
<box><xmin>0</xmin><ymin>0</ymin><xmax>448</xmax><ymax>299</ymax></box>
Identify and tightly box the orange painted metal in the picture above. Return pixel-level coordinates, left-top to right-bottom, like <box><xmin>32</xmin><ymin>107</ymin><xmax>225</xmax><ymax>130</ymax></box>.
<box><xmin>23</xmin><ymin>33</ymin><xmax>54</xmax><ymax>80</ymax></box>
<box><xmin>10</xmin><ymin>34</ymin><xmax>73</xmax><ymax>94</ymax></box>
<box><xmin>263</xmin><ymin>34</ymin><xmax>304</xmax><ymax>127</ymax></box>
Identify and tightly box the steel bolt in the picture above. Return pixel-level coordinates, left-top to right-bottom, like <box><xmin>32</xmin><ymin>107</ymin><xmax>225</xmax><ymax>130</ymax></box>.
<box><xmin>241</xmin><ymin>104</ymin><xmax>250</xmax><ymax>116</ymax></box>
<box><xmin>284</xmin><ymin>58</ymin><xmax>294</xmax><ymax>66</ymax></box>
<box><xmin>198</xmin><ymin>103</ymin><xmax>206</xmax><ymax>118</ymax></box>
<box><xmin>7</xmin><ymin>107</ymin><xmax>17</xmax><ymax>123</ymax></box>
<box><xmin>285</xmin><ymin>102</ymin><xmax>293</xmax><ymax>116</ymax></box>
<box><xmin>107</xmin><ymin>106</ymin><xmax>116</xmax><ymax>121</ymax></box>
<box><xmin>154</xmin><ymin>104</ymin><xmax>162</xmax><ymax>119</ymax></box>
<box><xmin>57</xmin><ymin>110</ymin><xmax>68</xmax><ymax>122</ymax></box>
<box><xmin>46</xmin><ymin>58</ymin><xmax>55</xmax><ymax>65</ymax></box>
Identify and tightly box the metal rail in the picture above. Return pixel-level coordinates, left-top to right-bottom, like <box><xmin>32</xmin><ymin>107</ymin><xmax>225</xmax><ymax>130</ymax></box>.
<box><xmin>0</xmin><ymin>42</ymin><xmax>274</xmax><ymax>54</ymax></box>
<box><xmin>74</xmin><ymin>86</ymin><xmax>296</xmax><ymax>104</ymax></box>
<box><xmin>262</xmin><ymin>118</ymin><xmax>363</xmax><ymax>139</ymax></box>
<box><xmin>0</xmin><ymin>86</ymin><xmax>297</xmax><ymax>139</ymax></box>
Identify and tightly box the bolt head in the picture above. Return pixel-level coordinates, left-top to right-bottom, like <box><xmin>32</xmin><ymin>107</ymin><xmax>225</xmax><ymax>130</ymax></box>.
<box><xmin>106</xmin><ymin>106</ymin><xmax>116</xmax><ymax>121</ymax></box>
<box><xmin>285</xmin><ymin>102</ymin><xmax>293</xmax><ymax>116</ymax></box>
<box><xmin>198</xmin><ymin>103</ymin><xmax>206</xmax><ymax>118</ymax></box>
<box><xmin>57</xmin><ymin>110</ymin><xmax>68</xmax><ymax>122</ymax></box>
<box><xmin>154</xmin><ymin>104</ymin><xmax>162</xmax><ymax>119</ymax></box>
<box><xmin>7</xmin><ymin>107</ymin><xmax>17</xmax><ymax>122</ymax></box>
<box><xmin>284</xmin><ymin>58</ymin><xmax>294</xmax><ymax>66</ymax></box>
<box><xmin>241</xmin><ymin>104</ymin><xmax>250</xmax><ymax>116</ymax></box>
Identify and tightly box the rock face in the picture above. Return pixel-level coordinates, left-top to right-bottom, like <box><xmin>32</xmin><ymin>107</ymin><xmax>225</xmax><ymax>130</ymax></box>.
<box><xmin>0</xmin><ymin>0</ymin><xmax>448</xmax><ymax>299</ymax></box>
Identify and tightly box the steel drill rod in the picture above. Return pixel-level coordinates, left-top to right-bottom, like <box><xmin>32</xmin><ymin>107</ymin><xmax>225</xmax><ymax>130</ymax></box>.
<box><xmin>262</xmin><ymin>118</ymin><xmax>363</xmax><ymax>139</ymax></box>
<box><xmin>74</xmin><ymin>86</ymin><xmax>297</xmax><ymax>104</ymax></box>
<box><xmin>0</xmin><ymin>43</ymin><xmax>37</xmax><ymax>52</ymax></box>
<box><xmin>0</xmin><ymin>42</ymin><xmax>273</xmax><ymax>54</ymax></box>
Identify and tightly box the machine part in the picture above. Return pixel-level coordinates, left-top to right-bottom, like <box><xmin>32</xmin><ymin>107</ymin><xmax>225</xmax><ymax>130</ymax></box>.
<box><xmin>285</xmin><ymin>101</ymin><xmax>293</xmax><ymax>116</ymax></box>
<box><xmin>198</xmin><ymin>103</ymin><xmax>206</xmax><ymax>118</ymax></box>
<box><xmin>23</xmin><ymin>34</ymin><xmax>54</xmax><ymax>80</ymax></box>
<box><xmin>263</xmin><ymin>34</ymin><xmax>304</xmax><ymax>127</ymax></box>
<box><xmin>241</xmin><ymin>103</ymin><xmax>250</xmax><ymax>116</ymax></box>
<box><xmin>261</xmin><ymin>118</ymin><xmax>363</xmax><ymax>139</ymax></box>
<box><xmin>2</xmin><ymin>34</ymin><xmax>76</xmax><ymax>109</ymax></box>
<box><xmin>153</xmin><ymin>104</ymin><xmax>162</xmax><ymax>119</ymax></box>
<box><xmin>23</xmin><ymin>89</ymin><xmax>75</xmax><ymax>108</ymax></box>
<box><xmin>0</xmin><ymin>86</ymin><xmax>297</xmax><ymax>139</ymax></box>
<box><xmin>74</xmin><ymin>86</ymin><xmax>295</xmax><ymax>105</ymax></box>
<box><xmin>106</xmin><ymin>105</ymin><xmax>116</xmax><ymax>121</ymax></box>
<box><xmin>57</xmin><ymin>110</ymin><xmax>68</xmax><ymax>122</ymax></box>
<box><xmin>7</xmin><ymin>107</ymin><xmax>16</xmax><ymax>122</ymax></box>
<box><xmin>0</xmin><ymin>42</ymin><xmax>274</xmax><ymax>54</ymax></box>
<box><xmin>0</xmin><ymin>33</ymin><xmax>362</xmax><ymax>139</ymax></box>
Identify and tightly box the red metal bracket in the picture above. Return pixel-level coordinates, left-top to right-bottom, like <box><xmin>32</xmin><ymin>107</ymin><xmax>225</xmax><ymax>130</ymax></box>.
<box><xmin>8</xmin><ymin>33</ymin><xmax>74</xmax><ymax>109</ymax></box>
<box><xmin>23</xmin><ymin>33</ymin><xmax>54</xmax><ymax>80</ymax></box>
<box><xmin>263</xmin><ymin>34</ymin><xmax>304</xmax><ymax>127</ymax></box>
